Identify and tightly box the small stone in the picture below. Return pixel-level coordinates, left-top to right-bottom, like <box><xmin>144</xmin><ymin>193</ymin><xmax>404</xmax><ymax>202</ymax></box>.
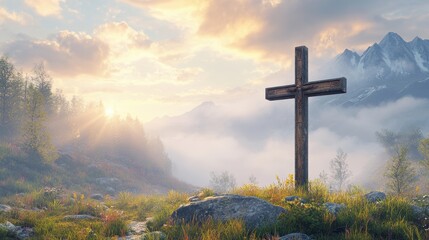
<box><xmin>324</xmin><ymin>202</ymin><xmax>346</xmax><ymax>216</ymax></box>
<box><xmin>411</xmin><ymin>205</ymin><xmax>428</xmax><ymax>220</ymax></box>
<box><xmin>141</xmin><ymin>231</ymin><xmax>167</xmax><ymax>240</ymax></box>
<box><xmin>285</xmin><ymin>196</ymin><xmax>307</xmax><ymax>203</ymax></box>
<box><xmin>118</xmin><ymin>235</ymin><xmax>142</xmax><ymax>240</ymax></box>
<box><xmin>188</xmin><ymin>196</ymin><xmax>200</xmax><ymax>202</ymax></box>
<box><xmin>364</xmin><ymin>191</ymin><xmax>386</xmax><ymax>203</ymax></box>
<box><xmin>0</xmin><ymin>204</ymin><xmax>12</xmax><ymax>212</ymax></box>
<box><xmin>128</xmin><ymin>221</ymin><xmax>148</xmax><ymax>235</ymax></box>
<box><xmin>90</xmin><ymin>194</ymin><xmax>104</xmax><ymax>201</ymax></box>
<box><xmin>280</xmin><ymin>232</ymin><xmax>312</xmax><ymax>240</ymax></box>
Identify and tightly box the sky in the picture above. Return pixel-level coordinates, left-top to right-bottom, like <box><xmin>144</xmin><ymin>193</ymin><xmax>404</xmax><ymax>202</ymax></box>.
<box><xmin>1</xmin><ymin>0</ymin><xmax>429</xmax><ymax>187</ymax></box>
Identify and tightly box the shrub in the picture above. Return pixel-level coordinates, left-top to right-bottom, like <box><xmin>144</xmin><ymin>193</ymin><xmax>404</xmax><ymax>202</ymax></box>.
<box><xmin>276</xmin><ymin>201</ymin><xmax>332</xmax><ymax>235</ymax></box>
<box><xmin>102</xmin><ymin>210</ymin><xmax>127</xmax><ymax>237</ymax></box>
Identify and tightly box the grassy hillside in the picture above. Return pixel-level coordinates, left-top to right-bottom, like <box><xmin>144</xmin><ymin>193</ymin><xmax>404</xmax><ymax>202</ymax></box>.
<box><xmin>1</xmin><ymin>177</ymin><xmax>428</xmax><ymax>239</ymax></box>
<box><xmin>0</xmin><ymin>142</ymin><xmax>194</xmax><ymax>197</ymax></box>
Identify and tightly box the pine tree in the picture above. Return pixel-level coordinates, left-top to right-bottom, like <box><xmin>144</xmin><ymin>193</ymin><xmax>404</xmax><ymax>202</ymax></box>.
<box><xmin>21</xmin><ymin>85</ymin><xmax>57</xmax><ymax>163</ymax></box>
<box><xmin>0</xmin><ymin>57</ymin><xmax>24</xmax><ymax>137</ymax></box>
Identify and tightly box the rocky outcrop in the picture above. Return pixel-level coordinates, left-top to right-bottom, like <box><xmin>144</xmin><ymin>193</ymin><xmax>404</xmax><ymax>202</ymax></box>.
<box><xmin>170</xmin><ymin>194</ymin><xmax>286</xmax><ymax>230</ymax></box>
<box><xmin>279</xmin><ymin>232</ymin><xmax>312</xmax><ymax>240</ymax></box>
<box><xmin>365</xmin><ymin>191</ymin><xmax>386</xmax><ymax>203</ymax></box>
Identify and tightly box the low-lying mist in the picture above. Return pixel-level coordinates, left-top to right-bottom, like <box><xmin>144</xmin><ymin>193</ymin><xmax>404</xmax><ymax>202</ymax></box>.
<box><xmin>147</xmin><ymin>91</ymin><xmax>429</xmax><ymax>189</ymax></box>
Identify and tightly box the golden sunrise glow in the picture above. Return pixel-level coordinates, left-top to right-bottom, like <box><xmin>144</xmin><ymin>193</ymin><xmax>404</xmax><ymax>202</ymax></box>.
<box><xmin>105</xmin><ymin>107</ymin><xmax>114</xmax><ymax>118</ymax></box>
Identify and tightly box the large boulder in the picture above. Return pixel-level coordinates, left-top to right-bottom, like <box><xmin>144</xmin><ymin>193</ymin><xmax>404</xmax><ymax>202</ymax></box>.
<box><xmin>170</xmin><ymin>194</ymin><xmax>286</xmax><ymax>230</ymax></box>
<box><xmin>365</xmin><ymin>191</ymin><xmax>386</xmax><ymax>203</ymax></box>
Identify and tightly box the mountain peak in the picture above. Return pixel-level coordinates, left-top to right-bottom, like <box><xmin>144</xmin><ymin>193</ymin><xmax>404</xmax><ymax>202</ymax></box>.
<box><xmin>335</xmin><ymin>49</ymin><xmax>360</xmax><ymax>68</ymax></box>
<box><xmin>379</xmin><ymin>32</ymin><xmax>406</xmax><ymax>47</ymax></box>
<box><xmin>412</xmin><ymin>36</ymin><xmax>423</xmax><ymax>42</ymax></box>
<box><xmin>342</xmin><ymin>48</ymin><xmax>358</xmax><ymax>56</ymax></box>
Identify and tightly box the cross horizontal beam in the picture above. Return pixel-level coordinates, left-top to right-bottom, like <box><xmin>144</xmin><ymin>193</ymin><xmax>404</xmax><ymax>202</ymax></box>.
<box><xmin>265</xmin><ymin>77</ymin><xmax>346</xmax><ymax>101</ymax></box>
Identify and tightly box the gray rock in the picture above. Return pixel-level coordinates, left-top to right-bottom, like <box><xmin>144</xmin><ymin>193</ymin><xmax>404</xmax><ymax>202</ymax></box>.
<box><xmin>106</xmin><ymin>187</ymin><xmax>116</xmax><ymax>195</ymax></box>
<box><xmin>0</xmin><ymin>204</ymin><xmax>12</xmax><ymax>212</ymax></box>
<box><xmin>285</xmin><ymin>196</ymin><xmax>307</xmax><ymax>203</ymax></box>
<box><xmin>365</xmin><ymin>191</ymin><xmax>386</xmax><ymax>203</ymax></box>
<box><xmin>118</xmin><ymin>235</ymin><xmax>143</xmax><ymax>240</ymax></box>
<box><xmin>171</xmin><ymin>194</ymin><xmax>286</xmax><ymax>230</ymax></box>
<box><xmin>0</xmin><ymin>221</ymin><xmax>34</xmax><ymax>239</ymax></box>
<box><xmin>63</xmin><ymin>214</ymin><xmax>97</xmax><ymax>220</ymax></box>
<box><xmin>411</xmin><ymin>205</ymin><xmax>429</xmax><ymax>220</ymax></box>
<box><xmin>188</xmin><ymin>196</ymin><xmax>200</xmax><ymax>202</ymax></box>
<box><xmin>280</xmin><ymin>232</ymin><xmax>312</xmax><ymax>240</ymax></box>
<box><xmin>141</xmin><ymin>231</ymin><xmax>166</xmax><ymax>240</ymax></box>
<box><xmin>90</xmin><ymin>194</ymin><xmax>104</xmax><ymax>201</ymax></box>
<box><xmin>128</xmin><ymin>221</ymin><xmax>148</xmax><ymax>235</ymax></box>
<box><xmin>324</xmin><ymin>202</ymin><xmax>346</xmax><ymax>215</ymax></box>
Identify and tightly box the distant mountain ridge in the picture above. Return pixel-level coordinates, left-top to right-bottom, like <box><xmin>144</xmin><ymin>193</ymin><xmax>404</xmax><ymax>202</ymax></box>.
<box><xmin>328</xmin><ymin>32</ymin><xmax>429</xmax><ymax>106</ymax></box>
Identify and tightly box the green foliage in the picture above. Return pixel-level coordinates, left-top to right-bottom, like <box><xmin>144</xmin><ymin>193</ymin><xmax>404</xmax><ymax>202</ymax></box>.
<box><xmin>198</xmin><ymin>188</ymin><xmax>215</xmax><ymax>199</ymax></box>
<box><xmin>0</xmin><ymin>56</ymin><xmax>24</xmax><ymax>137</ymax></box>
<box><xmin>102</xmin><ymin>210</ymin><xmax>127</xmax><ymax>237</ymax></box>
<box><xmin>163</xmin><ymin>219</ymin><xmax>251</xmax><ymax>240</ymax></box>
<box><xmin>22</xmin><ymin>85</ymin><xmax>57</xmax><ymax>163</ymax></box>
<box><xmin>419</xmin><ymin>137</ymin><xmax>429</xmax><ymax>172</ymax></box>
<box><xmin>0</xmin><ymin>226</ymin><xmax>8</xmax><ymax>239</ymax></box>
<box><xmin>385</xmin><ymin>146</ymin><xmax>416</xmax><ymax>196</ymax></box>
<box><xmin>1</xmin><ymin>178</ymin><xmax>428</xmax><ymax>239</ymax></box>
<box><xmin>0</xmin><ymin>58</ymin><xmax>182</xmax><ymax>199</ymax></box>
<box><xmin>276</xmin><ymin>202</ymin><xmax>333</xmax><ymax>235</ymax></box>
<box><xmin>329</xmin><ymin>149</ymin><xmax>351</xmax><ymax>191</ymax></box>
<box><xmin>376</xmin><ymin>128</ymin><xmax>424</xmax><ymax>160</ymax></box>
<box><xmin>209</xmin><ymin>171</ymin><xmax>236</xmax><ymax>193</ymax></box>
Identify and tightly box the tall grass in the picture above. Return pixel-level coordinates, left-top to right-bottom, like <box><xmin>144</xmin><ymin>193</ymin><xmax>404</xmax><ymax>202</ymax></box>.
<box><xmin>0</xmin><ymin>178</ymin><xmax>427</xmax><ymax>239</ymax></box>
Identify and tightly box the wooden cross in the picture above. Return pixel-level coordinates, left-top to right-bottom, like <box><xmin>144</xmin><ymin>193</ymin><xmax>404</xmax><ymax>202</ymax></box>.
<box><xmin>265</xmin><ymin>46</ymin><xmax>347</xmax><ymax>190</ymax></box>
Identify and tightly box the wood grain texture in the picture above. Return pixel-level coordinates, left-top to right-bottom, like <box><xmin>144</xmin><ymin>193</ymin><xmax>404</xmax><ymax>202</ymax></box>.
<box><xmin>264</xmin><ymin>46</ymin><xmax>347</xmax><ymax>191</ymax></box>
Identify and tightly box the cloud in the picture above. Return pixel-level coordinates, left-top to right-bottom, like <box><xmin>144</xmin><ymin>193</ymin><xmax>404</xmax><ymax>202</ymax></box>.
<box><xmin>122</xmin><ymin>0</ymin><xmax>429</xmax><ymax>66</ymax></box>
<box><xmin>25</xmin><ymin>0</ymin><xmax>62</xmax><ymax>17</ymax></box>
<box><xmin>3</xmin><ymin>31</ymin><xmax>109</xmax><ymax>77</ymax></box>
<box><xmin>0</xmin><ymin>7</ymin><xmax>27</xmax><ymax>24</ymax></box>
<box><xmin>95</xmin><ymin>21</ymin><xmax>152</xmax><ymax>62</ymax></box>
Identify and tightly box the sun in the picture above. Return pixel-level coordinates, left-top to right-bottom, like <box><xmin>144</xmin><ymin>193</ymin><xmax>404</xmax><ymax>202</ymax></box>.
<box><xmin>105</xmin><ymin>107</ymin><xmax>115</xmax><ymax>118</ymax></box>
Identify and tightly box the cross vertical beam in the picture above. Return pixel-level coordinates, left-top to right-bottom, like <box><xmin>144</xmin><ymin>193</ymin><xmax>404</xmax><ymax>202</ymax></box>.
<box><xmin>265</xmin><ymin>46</ymin><xmax>347</xmax><ymax>191</ymax></box>
<box><xmin>295</xmin><ymin>46</ymin><xmax>308</xmax><ymax>189</ymax></box>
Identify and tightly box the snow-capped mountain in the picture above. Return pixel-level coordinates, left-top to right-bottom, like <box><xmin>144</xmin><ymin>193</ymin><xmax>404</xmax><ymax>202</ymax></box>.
<box><xmin>329</xmin><ymin>32</ymin><xmax>429</xmax><ymax>106</ymax></box>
